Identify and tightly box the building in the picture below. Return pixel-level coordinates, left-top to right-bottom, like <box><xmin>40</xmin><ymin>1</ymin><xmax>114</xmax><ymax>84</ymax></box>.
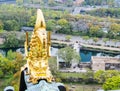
<box><xmin>115</xmin><ymin>0</ymin><xmax>120</xmax><ymax>7</ymax></box>
<box><xmin>91</xmin><ymin>56</ymin><xmax>120</xmax><ymax>72</ymax></box>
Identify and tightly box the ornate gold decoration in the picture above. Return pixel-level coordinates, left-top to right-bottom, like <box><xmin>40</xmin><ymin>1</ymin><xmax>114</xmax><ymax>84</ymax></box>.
<box><xmin>24</xmin><ymin>9</ymin><xmax>53</xmax><ymax>84</ymax></box>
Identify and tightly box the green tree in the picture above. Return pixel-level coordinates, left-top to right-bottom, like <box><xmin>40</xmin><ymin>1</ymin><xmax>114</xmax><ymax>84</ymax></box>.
<box><xmin>65</xmin><ymin>35</ymin><xmax>72</xmax><ymax>41</ymax></box>
<box><xmin>48</xmin><ymin>57</ymin><xmax>58</xmax><ymax>75</ymax></box>
<box><xmin>0</xmin><ymin>54</ymin><xmax>14</xmax><ymax>78</ymax></box>
<box><xmin>58</xmin><ymin>19</ymin><xmax>68</xmax><ymax>26</ymax></box>
<box><xmin>18</xmin><ymin>34</ymin><xmax>26</xmax><ymax>46</ymax></box>
<box><xmin>94</xmin><ymin>70</ymin><xmax>105</xmax><ymax>83</ymax></box>
<box><xmin>57</xmin><ymin>46</ymin><xmax>80</xmax><ymax>68</ymax></box>
<box><xmin>93</xmin><ymin>37</ymin><xmax>99</xmax><ymax>43</ymax></box>
<box><xmin>103</xmin><ymin>38</ymin><xmax>109</xmax><ymax>44</ymax></box>
<box><xmin>4</xmin><ymin>20</ymin><xmax>20</xmax><ymax>31</ymax></box>
<box><xmin>0</xmin><ymin>20</ymin><xmax>3</xmax><ymax>30</ymax></box>
<box><xmin>0</xmin><ymin>69</ymin><xmax>3</xmax><ymax>78</ymax></box>
<box><xmin>57</xmin><ymin>19</ymin><xmax>71</xmax><ymax>34</ymax></box>
<box><xmin>104</xmin><ymin>70</ymin><xmax>120</xmax><ymax>80</ymax></box>
<box><xmin>27</xmin><ymin>16</ymin><xmax>36</xmax><ymax>27</ymax></box>
<box><xmin>109</xmin><ymin>23</ymin><xmax>120</xmax><ymax>38</ymax></box>
<box><xmin>94</xmin><ymin>70</ymin><xmax>120</xmax><ymax>84</ymax></box>
<box><xmin>82</xmin><ymin>36</ymin><xmax>90</xmax><ymax>40</ymax></box>
<box><xmin>13</xmin><ymin>52</ymin><xmax>25</xmax><ymax>72</ymax></box>
<box><xmin>3</xmin><ymin>32</ymin><xmax>19</xmax><ymax>48</ymax></box>
<box><xmin>103</xmin><ymin>76</ymin><xmax>120</xmax><ymax>90</ymax></box>
<box><xmin>46</xmin><ymin>19</ymin><xmax>56</xmax><ymax>31</ymax></box>
<box><xmin>82</xmin><ymin>70</ymin><xmax>94</xmax><ymax>82</ymax></box>
<box><xmin>7</xmin><ymin>50</ymin><xmax>16</xmax><ymax>60</ymax></box>
<box><xmin>96</xmin><ymin>30</ymin><xmax>105</xmax><ymax>38</ymax></box>
<box><xmin>0</xmin><ymin>20</ymin><xmax>4</xmax><ymax>33</ymax></box>
<box><xmin>89</xmin><ymin>25</ymin><xmax>100</xmax><ymax>37</ymax></box>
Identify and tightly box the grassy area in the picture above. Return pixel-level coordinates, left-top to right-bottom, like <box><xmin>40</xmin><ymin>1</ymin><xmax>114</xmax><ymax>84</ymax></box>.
<box><xmin>58</xmin><ymin>72</ymin><xmax>101</xmax><ymax>91</ymax></box>
<box><xmin>58</xmin><ymin>72</ymin><xmax>83</xmax><ymax>78</ymax></box>
<box><xmin>0</xmin><ymin>72</ymin><xmax>102</xmax><ymax>91</ymax></box>
<box><xmin>65</xmin><ymin>84</ymin><xmax>102</xmax><ymax>91</ymax></box>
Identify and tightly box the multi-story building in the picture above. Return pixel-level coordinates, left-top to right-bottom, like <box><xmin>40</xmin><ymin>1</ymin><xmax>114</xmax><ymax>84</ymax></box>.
<box><xmin>114</xmin><ymin>0</ymin><xmax>120</xmax><ymax>7</ymax></box>
<box><xmin>91</xmin><ymin>56</ymin><xmax>120</xmax><ymax>72</ymax></box>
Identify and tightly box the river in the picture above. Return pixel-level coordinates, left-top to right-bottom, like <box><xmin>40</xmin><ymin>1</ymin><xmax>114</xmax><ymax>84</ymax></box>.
<box><xmin>0</xmin><ymin>47</ymin><xmax>119</xmax><ymax>62</ymax></box>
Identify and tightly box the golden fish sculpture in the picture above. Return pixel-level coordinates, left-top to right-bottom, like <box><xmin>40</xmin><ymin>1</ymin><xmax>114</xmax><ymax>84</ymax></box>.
<box><xmin>24</xmin><ymin>9</ymin><xmax>53</xmax><ymax>84</ymax></box>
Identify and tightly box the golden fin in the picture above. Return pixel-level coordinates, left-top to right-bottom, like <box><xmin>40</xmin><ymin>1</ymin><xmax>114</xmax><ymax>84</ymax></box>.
<box><xmin>34</xmin><ymin>9</ymin><xmax>46</xmax><ymax>32</ymax></box>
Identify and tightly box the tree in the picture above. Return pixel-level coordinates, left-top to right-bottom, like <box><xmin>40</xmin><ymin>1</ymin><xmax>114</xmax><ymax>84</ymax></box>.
<box><xmin>82</xmin><ymin>70</ymin><xmax>94</xmax><ymax>83</ymax></box>
<box><xmin>93</xmin><ymin>37</ymin><xmax>99</xmax><ymax>43</ymax></box>
<box><xmin>3</xmin><ymin>32</ymin><xmax>19</xmax><ymax>48</ymax></box>
<box><xmin>94</xmin><ymin>70</ymin><xmax>120</xmax><ymax>84</ymax></box>
<box><xmin>4</xmin><ymin>20</ymin><xmax>20</xmax><ymax>31</ymax></box>
<box><xmin>103</xmin><ymin>76</ymin><xmax>120</xmax><ymax>90</ymax></box>
<box><xmin>7</xmin><ymin>50</ymin><xmax>16</xmax><ymax>60</ymax></box>
<box><xmin>0</xmin><ymin>20</ymin><xmax>4</xmax><ymax>33</ymax></box>
<box><xmin>58</xmin><ymin>19</ymin><xmax>68</xmax><ymax>26</ymax></box>
<box><xmin>96</xmin><ymin>30</ymin><xmax>105</xmax><ymax>38</ymax></box>
<box><xmin>46</xmin><ymin>19</ymin><xmax>56</xmax><ymax>31</ymax></box>
<box><xmin>103</xmin><ymin>38</ymin><xmax>109</xmax><ymax>43</ymax></box>
<box><xmin>0</xmin><ymin>54</ymin><xmax>14</xmax><ymax>78</ymax></box>
<box><xmin>0</xmin><ymin>20</ymin><xmax>3</xmax><ymax>30</ymax></box>
<box><xmin>94</xmin><ymin>70</ymin><xmax>105</xmax><ymax>83</ymax></box>
<box><xmin>57</xmin><ymin>19</ymin><xmax>71</xmax><ymax>34</ymax></box>
<box><xmin>57</xmin><ymin>46</ymin><xmax>80</xmax><ymax>68</ymax></box>
<box><xmin>65</xmin><ymin>35</ymin><xmax>72</xmax><ymax>41</ymax></box>
<box><xmin>89</xmin><ymin>25</ymin><xmax>100</xmax><ymax>37</ymax></box>
<box><xmin>13</xmin><ymin>52</ymin><xmax>25</xmax><ymax>72</ymax></box>
<box><xmin>109</xmin><ymin>23</ymin><xmax>120</xmax><ymax>38</ymax></box>
<box><xmin>48</xmin><ymin>57</ymin><xmax>58</xmax><ymax>75</ymax></box>
<box><xmin>18</xmin><ymin>34</ymin><xmax>26</xmax><ymax>46</ymax></box>
<box><xmin>82</xmin><ymin>36</ymin><xmax>89</xmax><ymax>40</ymax></box>
<box><xmin>75</xmin><ymin>20</ymin><xmax>89</xmax><ymax>32</ymax></box>
<box><xmin>27</xmin><ymin>16</ymin><xmax>36</xmax><ymax>27</ymax></box>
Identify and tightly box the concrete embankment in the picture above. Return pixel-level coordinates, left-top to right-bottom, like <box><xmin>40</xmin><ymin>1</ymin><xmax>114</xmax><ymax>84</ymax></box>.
<box><xmin>51</xmin><ymin>40</ymin><xmax>120</xmax><ymax>54</ymax></box>
<box><xmin>80</xmin><ymin>43</ymin><xmax>120</xmax><ymax>54</ymax></box>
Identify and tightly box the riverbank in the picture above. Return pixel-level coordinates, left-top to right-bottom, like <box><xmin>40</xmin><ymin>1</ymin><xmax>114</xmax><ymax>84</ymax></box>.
<box><xmin>81</xmin><ymin>44</ymin><xmax>120</xmax><ymax>54</ymax></box>
<box><xmin>51</xmin><ymin>40</ymin><xmax>120</xmax><ymax>54</ymax></box>
<box><xmin>0</xmin><ymin>32</ymin><xmax>120</xmax><ymax>54</ymax></box>
<box><xmin>81</xmin><ymin>47</ymin><xmax>120</xmax><ymax>54</ymax></box>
